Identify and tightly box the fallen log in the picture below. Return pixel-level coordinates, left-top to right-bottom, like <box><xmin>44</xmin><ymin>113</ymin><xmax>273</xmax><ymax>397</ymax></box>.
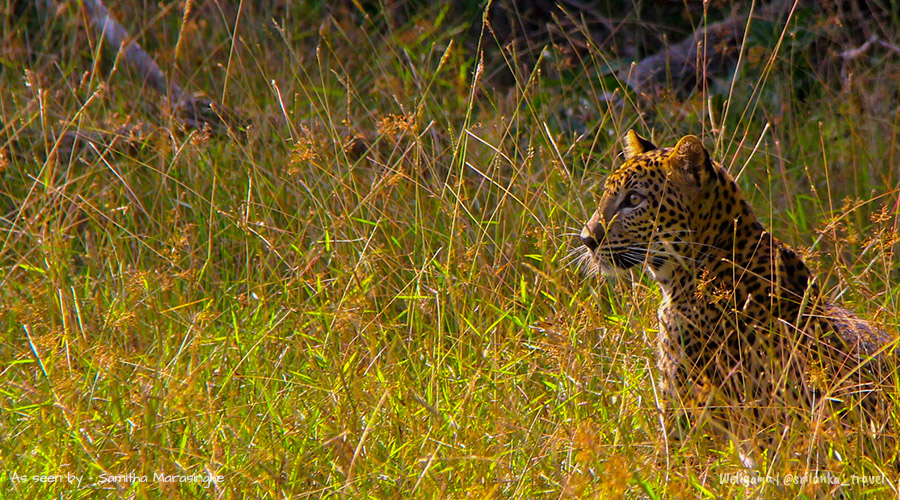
<box><xmin>623</xmin><ymin>0</ymin><xmax>794</xmax><ymax>96</ymax></box>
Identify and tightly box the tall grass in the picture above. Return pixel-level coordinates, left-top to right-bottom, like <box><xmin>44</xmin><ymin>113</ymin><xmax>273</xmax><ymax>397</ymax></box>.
<box><xmin>1</xmin><ymin>2</ymin><xmax>898</xmax><ymax>498</ymax></box>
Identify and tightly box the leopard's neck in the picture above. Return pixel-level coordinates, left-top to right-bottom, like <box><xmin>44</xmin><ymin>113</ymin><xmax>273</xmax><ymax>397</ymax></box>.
<box><xmin>650</xmin><ymin>166</ymin><xmax>768</xmax><ymax>306</ymax></box>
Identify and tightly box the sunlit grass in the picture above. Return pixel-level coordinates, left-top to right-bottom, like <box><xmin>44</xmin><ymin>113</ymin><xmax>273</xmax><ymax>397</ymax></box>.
<box><xmin>1</xmin><ymin>3</ymin><xmax>898</xmax><ymax>498</ymax></box>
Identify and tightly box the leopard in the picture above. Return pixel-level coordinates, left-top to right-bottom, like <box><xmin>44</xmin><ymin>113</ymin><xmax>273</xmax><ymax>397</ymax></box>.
<box><xmin>579</xmin><ymin>130</ymin><xmax>896</xmax><ymax>465</ymax></box>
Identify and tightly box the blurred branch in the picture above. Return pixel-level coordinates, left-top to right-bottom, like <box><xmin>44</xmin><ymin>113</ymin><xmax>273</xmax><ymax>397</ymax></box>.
<box><xmin>839</xmin><ymin>34</ymin><xmax>878</xmax><ymax>60</ymax></box>
<box><xmin>840</xmin><ymin>34</ymin><xmax>900</xmax><ymax>60</ymax></box>
<box><xmin>80</xmin><ymin>0</ymin><xmax>173</xmax><ymax>97</ymax></box>
<box><xmin>75</xmin><ymin>0</ymin><xmax>245</xmax><ymax>133</ymax></box>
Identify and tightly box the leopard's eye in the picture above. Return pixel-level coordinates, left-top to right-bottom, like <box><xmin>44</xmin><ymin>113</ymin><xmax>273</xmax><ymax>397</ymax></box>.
<box><xmin>620</xmin><ymin>191</ymin><xmax>645</xmax><ymax>209</ymax></box>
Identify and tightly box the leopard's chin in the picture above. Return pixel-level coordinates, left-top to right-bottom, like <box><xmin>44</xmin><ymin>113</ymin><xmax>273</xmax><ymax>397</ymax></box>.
<box><xmin>581</xmin><ymin>248</ymin><xmax>641</xmax><ymax>279</ymax></box>
<box><xmin>599</xmin><ymin>252</ymin><xmax>641</xmax><ymax>279</ymax></box>
<box><xmin>600</xmin><ymin>265</ymin><xmax>635</xmax><ymax>280</ymax></box>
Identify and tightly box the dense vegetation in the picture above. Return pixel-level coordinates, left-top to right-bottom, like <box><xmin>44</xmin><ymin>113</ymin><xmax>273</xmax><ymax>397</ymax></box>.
<box><xmin>2</xmin><ymin>1</ymin><xmax>898</xmax><ymax>497</ymax></box>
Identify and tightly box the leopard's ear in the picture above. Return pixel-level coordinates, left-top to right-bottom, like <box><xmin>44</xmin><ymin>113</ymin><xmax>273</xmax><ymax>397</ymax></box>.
<box><xmin>669</xmin><ymin>135</ymin><xmax>711</xmax><ymax>182</ymax></box>
<box><xmin>623</xmin><ymin>130</ymin><xmax>657</xmax><ymax>160</ymax></box>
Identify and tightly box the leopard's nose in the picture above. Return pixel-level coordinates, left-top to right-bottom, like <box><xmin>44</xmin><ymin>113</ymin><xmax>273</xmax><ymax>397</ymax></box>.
<box><xmin>580</xmin><ymin>222</ymin><xmax>604</xmax><ymax>251</ymax></box>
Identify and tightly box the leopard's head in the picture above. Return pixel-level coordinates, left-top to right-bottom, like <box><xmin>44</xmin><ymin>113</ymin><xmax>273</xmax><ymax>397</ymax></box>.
<box><xmin>580</xmin><ymin>131</ymin><xmax>713</xmax><ymax>278</ymax></box>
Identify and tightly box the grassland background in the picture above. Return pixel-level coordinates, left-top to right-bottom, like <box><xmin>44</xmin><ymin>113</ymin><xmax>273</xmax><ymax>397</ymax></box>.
<box><xmin>1</xmin><ymin>1</ymin><xmax>899</xmax><ymax>498</ymax></box>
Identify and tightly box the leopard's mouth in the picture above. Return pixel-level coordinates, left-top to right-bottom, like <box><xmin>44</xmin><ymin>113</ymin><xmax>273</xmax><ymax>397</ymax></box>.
<box><xmin>583</xmin><ymin>244</ymin><xmax>646</xmax><ymax>274</ymax></box>
<box><xmin>610</xmin><ymin>250</ymin><xmax>644</xmax><ymax>269</ymax></box>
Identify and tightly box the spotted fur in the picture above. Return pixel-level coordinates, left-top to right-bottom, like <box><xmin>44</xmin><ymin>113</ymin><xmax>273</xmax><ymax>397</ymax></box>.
<box><xmin>581</xmin><ymin>131</ymin><xmax>895</xmax><ymax>455</ymax></box>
